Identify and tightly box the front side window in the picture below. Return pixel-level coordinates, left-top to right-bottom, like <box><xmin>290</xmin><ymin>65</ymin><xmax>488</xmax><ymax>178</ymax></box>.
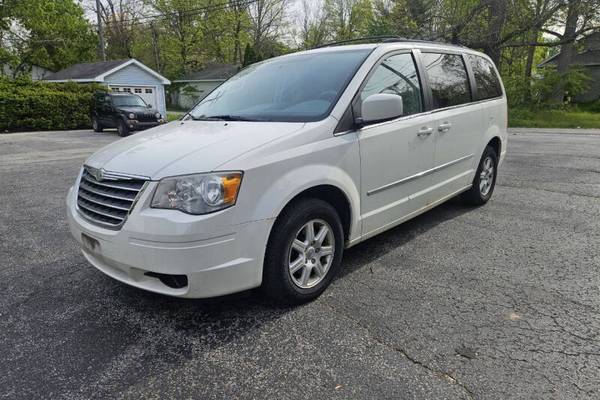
<box><xmin>421</xmin><ymin>53</ymin><xmax>471</xmax><ymax>109</ymax></box>
<box><xmin>359</xmin><ymin>53</ymin><xmax>423</xmax><ymax>116</ymax></box>
<box><xmin>468</xmin><ymin>55</ymin><xmax>503</xmax><ymax>100</ymax></box>
<box><xmin>188</xmin><ymin>49</ymin><xmax>371</xmax><ymax>122</ymax></box>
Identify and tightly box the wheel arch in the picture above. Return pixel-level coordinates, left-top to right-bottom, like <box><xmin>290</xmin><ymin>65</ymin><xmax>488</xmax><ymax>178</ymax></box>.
<box><xmin>275</xmin><ymin>184</ymin><xmax>353</xmax><ymax>244</ymax></box>
<box><xmin>487</xmin><ymin>136</ymin><xmax>501</xmax><ymax>157</ymax></box>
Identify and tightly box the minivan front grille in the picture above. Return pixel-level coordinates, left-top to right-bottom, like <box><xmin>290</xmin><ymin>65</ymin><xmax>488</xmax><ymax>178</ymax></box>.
<box><xmin>77</xmin><ymin>167</ymin><xmax>147</xmax><ymax>229</ymax></box>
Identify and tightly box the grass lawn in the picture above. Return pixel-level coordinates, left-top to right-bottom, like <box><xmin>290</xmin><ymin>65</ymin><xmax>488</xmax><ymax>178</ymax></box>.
<box><xmin>167</xmin><ymin>111</ymin><xmax>186</xmax><ymax>122</ymax></box>
<box><xmin>509</xmin><ymin>108</ymin><xmax>600</xmax><ymax>129</ymax></box>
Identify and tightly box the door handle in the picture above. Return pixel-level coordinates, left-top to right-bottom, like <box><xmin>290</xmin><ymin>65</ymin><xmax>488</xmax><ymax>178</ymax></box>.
<box><xmin>417</xmin><ymin>127</ymin><xmax>434</xmax><ymax>137</ymax></box>
<box><xmin>438</xmin><ymin>122</ymin><xmax>452</xmax><ymax>132</ymax></box>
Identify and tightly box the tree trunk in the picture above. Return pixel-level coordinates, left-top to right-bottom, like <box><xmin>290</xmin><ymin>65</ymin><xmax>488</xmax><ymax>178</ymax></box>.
<box><xmin>552</xmin><ymin>0</ymin><xmax>579</xmax><ymax>102</ymax></box>
<box><xmin>485</xmin><ymin>0</ymin><xmax>508</xmax><ymax>67</ymax></box>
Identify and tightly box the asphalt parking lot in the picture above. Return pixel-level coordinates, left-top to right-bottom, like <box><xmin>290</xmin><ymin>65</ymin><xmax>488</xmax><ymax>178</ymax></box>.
<box><xmin>1</xmin><ymin>127</ymin><xmax>599</xmax><ymax>399</ymax></box>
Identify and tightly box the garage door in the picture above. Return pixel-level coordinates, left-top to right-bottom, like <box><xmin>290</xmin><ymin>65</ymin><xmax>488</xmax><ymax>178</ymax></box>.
<box><xmin>110</xmin><ymin>86</ymin><xmax>158</xmax><ymax>108</ymax></box>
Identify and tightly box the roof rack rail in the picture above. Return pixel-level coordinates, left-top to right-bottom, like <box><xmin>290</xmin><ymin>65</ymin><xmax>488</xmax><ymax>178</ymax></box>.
<box><xmin>314</xmin><ymin>36</ymin><xmax>465</xmax><ymax>49</ymax></box>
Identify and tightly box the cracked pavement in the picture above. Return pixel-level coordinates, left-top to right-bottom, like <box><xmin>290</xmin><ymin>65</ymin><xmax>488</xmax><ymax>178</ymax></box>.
<box><xmin>1</xmin><ymin>128</ymin><xmax>599</xmax><ymax>399</ymax></box>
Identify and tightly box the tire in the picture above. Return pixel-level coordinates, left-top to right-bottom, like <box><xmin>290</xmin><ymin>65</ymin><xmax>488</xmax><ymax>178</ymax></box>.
<box><xmin>117</xmin><ymin>119</ymin><xmax>130</xmax><ymax>137</ymax></box>
<box><xmin>461</xmin><ymin>145</ymin><xmax>498</xmax><ymax>206</ymax></box>
<box><xmin>262</xmin><ymin>198</ymin><xmax>344</xmax><ymax>305</ymax></box>
<box><xmin>92</xmin><ymin>117</ymin><xmax>103</xmax><ymax>132</ymax></box>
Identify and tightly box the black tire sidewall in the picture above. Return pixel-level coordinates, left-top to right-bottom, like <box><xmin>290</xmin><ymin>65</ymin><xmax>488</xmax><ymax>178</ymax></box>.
<box><xmin>92</xmin><ymin>117</ymin><xmax>101</xmax><ymax>132</ymax></box>
<box><xmin>117</xmin><ymin>120</ymin><xmax>129</xmax><ymax>137</ymax></box>
<box><xmin>263</xmin><ymin>198</ymin><xmax>344</xmax><ymax>304</ymax></box>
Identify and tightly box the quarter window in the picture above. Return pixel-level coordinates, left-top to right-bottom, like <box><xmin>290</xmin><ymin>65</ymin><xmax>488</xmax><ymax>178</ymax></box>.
<box><xmin>468</xmin><ymin>55</ymin><xmax>503</xmax><ymax>100</ymax></box>
<box><xmin>359</xmin><ymin>53</ymin><xmax>423</xmax><ymax>116</ymax></box>
<box><xmin>421</xmin><ymin>53</ymin><xmax>471</xmax><ymax>109</ymax></box>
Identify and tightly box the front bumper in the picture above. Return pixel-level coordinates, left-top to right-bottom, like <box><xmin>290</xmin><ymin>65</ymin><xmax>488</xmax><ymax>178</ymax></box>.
<box><xmin>128</xmin><ymin>119</ymin><xmax>165</xmax><ymax>131</ymax></box>
<box><xmin>66</xmin><ymin>185</ymin><xmax>273</xmax><ymax>298</ymax></box>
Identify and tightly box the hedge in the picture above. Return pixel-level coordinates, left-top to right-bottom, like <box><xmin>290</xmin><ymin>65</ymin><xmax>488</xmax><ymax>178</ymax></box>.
<box><xmin>0</xmin><ymin>77</ymin><xmax>106</xmax><ymax>132</ymax></box>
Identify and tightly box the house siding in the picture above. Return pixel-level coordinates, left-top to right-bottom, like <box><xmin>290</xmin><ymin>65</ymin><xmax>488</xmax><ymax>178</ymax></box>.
<box><xmin>104</xmin><ymin>64</ymin><xmax>167</xmax><ymax>115</ymax></box>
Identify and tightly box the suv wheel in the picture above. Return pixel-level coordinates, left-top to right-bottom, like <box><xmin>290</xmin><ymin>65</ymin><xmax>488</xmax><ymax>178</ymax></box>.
<box><xmin>461</xmin><ymin>145</ymin><xmax>498</xmax><ymax>205</ymax></box>
<box><xmin>92</xmin><ymin>117</ymin><xmax>103</xmax><ymax>132</ymax></box>
<box><xmin>262</xmin><ymin>198</ymin><xmax>344</xmax><ymax>305</ymax></box>
<box><xmin>117</xmin><ymin>119</ymin><xmax>130</xmax><ymax>137</ymax></box>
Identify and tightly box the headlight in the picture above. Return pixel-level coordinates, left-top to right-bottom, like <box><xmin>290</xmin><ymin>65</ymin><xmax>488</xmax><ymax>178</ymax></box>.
<box><xmin>151</xmin><ymin>172</ymin><xmax>242</xmax><ymax>215</ymax></box>
<box><xmin>128</xmin><ymin>113</ymin><xmax>135</xmax><ymax>119</ymax></box>
<box><xmin>155</xmin><ymin>112</ymin><xmax>161</xmax><ymax>119</ymax></box>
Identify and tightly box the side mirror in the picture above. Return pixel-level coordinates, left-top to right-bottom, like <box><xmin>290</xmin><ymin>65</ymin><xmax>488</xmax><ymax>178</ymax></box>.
<box><xmin>146</xmin><ymin>104</ymin><xmax>152</xmax><ymax>109</ymax></box>
<box><xmin>358</xmin><ymin>94</ymin><xmax>403</xmax><ymax>125</ymax></box>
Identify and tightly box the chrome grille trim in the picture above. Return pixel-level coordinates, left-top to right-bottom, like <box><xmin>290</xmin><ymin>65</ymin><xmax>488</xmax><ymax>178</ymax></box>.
<box><xmin>76</xmin><ymin>166</ymin><xmax>148</xmax><ymax>229</ymax></box>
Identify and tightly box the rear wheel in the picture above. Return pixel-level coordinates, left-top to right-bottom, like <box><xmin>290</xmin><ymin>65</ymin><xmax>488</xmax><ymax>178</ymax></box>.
<box><xmin>92</xmin><ymin>117</ymin><xmax>103</xmax><ymax>132</ymax></box>
<box><xmin>262</xmin><ymin>198</ymin><xmax>344</xmax><ymax>305</ymax></box>
<box><xmin>461</xmin><ymin>145</ymin><xmax>498</xmax><ymax>205</ymax></box>
<box><xmin>117</xmin><ymin>119</ymin><xmax>130</xmax><ymax>137</ymax></box>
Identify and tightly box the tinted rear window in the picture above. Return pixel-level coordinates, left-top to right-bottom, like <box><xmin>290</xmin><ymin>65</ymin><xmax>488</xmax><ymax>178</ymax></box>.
<box><xmin>468</xmin><ymin>55</ymin><xmax>503</xmax><ymax>100</ymax></box>
<box><xmin>421</xmin><ymin>53</ymin><xmax>471</xmax><ymax>109</ymax></box>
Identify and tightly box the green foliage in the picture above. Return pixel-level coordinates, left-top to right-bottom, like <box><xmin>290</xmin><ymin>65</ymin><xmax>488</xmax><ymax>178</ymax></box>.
<box><xmin>532</xmin><ymin>66</ymin><xmax>591</xmax><ymax>105</ymax></box>
<box><xmin>504</xmin><ymin>66</ymin><xmax>591</xmax><ymax>108</ymax></box>
<box><xmin>509</xmin><ymin>107</ymin><xmax>600</xmax><ymax>129</ymax></box>
<box><xmin>0</xmin><ymin>0</ymin><xmax>96</xmax><ymax>75</ymax></box>
<box><xmin>0</xmin><ymin>77</ymin><xmax>104</xmax><ymax>132</ymax></box>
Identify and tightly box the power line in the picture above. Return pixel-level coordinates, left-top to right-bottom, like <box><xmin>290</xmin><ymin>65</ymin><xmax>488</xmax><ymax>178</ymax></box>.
<box><xmin>99</xmin><ymin>0</ymin><xmax>258</xmax><ymax>28</ymax></box>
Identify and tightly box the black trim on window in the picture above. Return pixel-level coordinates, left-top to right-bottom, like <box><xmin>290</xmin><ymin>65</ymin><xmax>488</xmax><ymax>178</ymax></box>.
<box><xmin>350</xmin><ymin>49</ymin><xmax>425</xmax><ymax>126</ymax></box>
<box><xmin>418</xmin><ymin>50</ymin><xmax>473</xmax><ymax>110</ymax></box>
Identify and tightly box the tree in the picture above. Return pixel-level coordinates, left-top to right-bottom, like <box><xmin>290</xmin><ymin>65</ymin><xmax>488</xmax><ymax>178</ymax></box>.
<box><xmin>248</xmin><ymin>0</ymin><xmax>289</xmax><ymax>53</ymax></box>
<box><xmin>0</xmin><ymin>0</ymin><xmax>96</xmax><ymax>76</ymax></box>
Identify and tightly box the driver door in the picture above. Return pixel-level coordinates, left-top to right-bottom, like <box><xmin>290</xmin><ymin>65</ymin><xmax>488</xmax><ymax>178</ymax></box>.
<box><xmin>358</xmin><ymin>51</ymin><xmax>436</xmax><ymax>238</ymax></box>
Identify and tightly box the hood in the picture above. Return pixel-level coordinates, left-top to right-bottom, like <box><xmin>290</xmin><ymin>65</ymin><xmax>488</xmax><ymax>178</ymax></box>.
<box><xmin>85</xmin><ymin>120</ymin><xmax>305</xmax><ymax>179</ymax></box>
<box><xmin>117</xmin><ymin>106</ymin><xmax>159</xmax><ymax>115</ymax></box>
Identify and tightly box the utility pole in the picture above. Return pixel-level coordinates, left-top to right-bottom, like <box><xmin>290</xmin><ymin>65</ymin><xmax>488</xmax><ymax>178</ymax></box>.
<box><xmin>96</xmin><ymin>0</ymin><xmax>106</xmax><ymax>61</ymax></box>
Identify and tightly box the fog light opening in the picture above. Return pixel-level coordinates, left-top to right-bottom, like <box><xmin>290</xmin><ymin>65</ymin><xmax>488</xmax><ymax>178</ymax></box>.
<box><xmin>144</xmin><ymin>272</ymin><xmax>188</xmax><ymax>289</ymax></box>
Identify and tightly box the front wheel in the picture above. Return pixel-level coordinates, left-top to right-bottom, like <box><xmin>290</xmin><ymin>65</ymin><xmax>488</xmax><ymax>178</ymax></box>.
<box><xmin>262</xmin><ymin>198</ymin><xmax>344</xmax><ymax>305</ymax></box>
<box><xmin>461</xmin><ymin>145</ymin><xmax>498</xmax><ymax>205</ymax></box>
<box><xmin>92</xmin><ymin>117</ymin><xmax>103</xmax><ymax>132</ymax></box>
<box><xmin>117</xmin><ymin>119</ymin><xmax>130</xmax><ymax>137</ymax></box>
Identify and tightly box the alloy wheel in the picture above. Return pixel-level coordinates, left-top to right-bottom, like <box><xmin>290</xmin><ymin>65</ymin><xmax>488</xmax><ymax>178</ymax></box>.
<box><xmin>288</xmin><ymin>219</ymin><xmax>335</xmax><ymax>289</ymax></box>
<box><xmin>479</xmin><ymin>156</ymin><xmax>495</xmax><ymax>196</ymax></box>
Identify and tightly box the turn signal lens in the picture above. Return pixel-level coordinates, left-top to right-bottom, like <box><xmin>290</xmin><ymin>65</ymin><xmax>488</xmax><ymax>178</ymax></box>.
<box><xmin>222</xmin><ymin>174</ymin><xmax>242</xmax><ymax>204</ymax></box>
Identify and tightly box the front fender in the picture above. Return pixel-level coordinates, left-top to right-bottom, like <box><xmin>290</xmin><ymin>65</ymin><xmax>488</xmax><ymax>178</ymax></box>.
<box><xmin>256</xmin><ymin>164</ymin><xmax>361</xmax><ymax>241</ymax></box>
<box><xmin>231</xmin><ymin>131</ymin><xmax>362</xmax><ymax>243</ymax></box>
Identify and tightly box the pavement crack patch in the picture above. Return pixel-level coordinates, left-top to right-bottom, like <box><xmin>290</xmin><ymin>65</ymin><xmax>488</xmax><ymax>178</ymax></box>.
<box><xmin>322</xmin><ymin>301</ymin><xmax>475</xmax><ymax>399</ymax></box>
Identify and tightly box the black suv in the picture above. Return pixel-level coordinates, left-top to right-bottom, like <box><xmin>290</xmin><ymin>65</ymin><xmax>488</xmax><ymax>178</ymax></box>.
<box><xmin>92</xmin><ymin>92</ymin><xmax>165</xmax><ymax>136</ymax></box>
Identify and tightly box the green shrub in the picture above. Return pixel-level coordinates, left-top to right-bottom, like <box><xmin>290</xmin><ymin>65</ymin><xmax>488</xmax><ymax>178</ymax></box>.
<box><xmin>0</xmin><ymin>76</ymin><xmax>106</xmax><ymax>132</ymax></box>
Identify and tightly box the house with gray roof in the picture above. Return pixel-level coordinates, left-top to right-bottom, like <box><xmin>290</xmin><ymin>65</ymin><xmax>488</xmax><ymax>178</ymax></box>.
<box><xmin>538</xmin><ymin>32</ymin><xmax>600</xmax><ymax>103</ymax></box>
<box><xmin>45</xmin><ymin>59</ymin><xmax>170</xmax><ymax>116</ymax></box>
<box><xmin>172</xmin><ymin>63</ymin><xmax>239</xmax><ymax>109</ymax></box>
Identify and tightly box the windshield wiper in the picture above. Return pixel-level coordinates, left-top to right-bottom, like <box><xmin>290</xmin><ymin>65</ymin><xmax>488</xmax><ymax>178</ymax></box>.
<box><xmin>190</xmin><ymin>114</ymin><xmax>265</xmax><ymax>122</ymax></box>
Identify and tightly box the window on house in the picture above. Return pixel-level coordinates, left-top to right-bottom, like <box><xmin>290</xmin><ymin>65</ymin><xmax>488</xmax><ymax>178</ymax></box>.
<box><xmin>134</xmin><ymin>88</ymin><xmax>142</xmax><ymax>93</ymax></box>
<box><xmin>145</xmin><ymin>88</ymin><xmax>153</xmax><ymax>93</ymax></box>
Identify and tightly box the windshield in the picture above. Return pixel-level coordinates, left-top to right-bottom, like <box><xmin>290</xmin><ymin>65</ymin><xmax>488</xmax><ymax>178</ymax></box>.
<box><xmin>112</xmin><ymin>95</ymin><xmax>147</xmax><ymax>107</ymax></box>
<box><xmin>188</xmin><ymin>49</ymin><xmax>371</xmax><ymax>122</ymax></box>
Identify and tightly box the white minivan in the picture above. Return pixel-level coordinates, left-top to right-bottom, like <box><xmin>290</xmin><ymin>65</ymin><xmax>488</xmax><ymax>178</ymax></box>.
<box><xmin>66</xmin><ymin>39</ymin><xmax>507</xmax><ymax>304</ymax></box>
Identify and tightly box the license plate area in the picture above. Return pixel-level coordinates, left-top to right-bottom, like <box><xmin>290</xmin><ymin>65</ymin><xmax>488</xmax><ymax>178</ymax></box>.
<box><xmin>81</xmin><ymin>232</ymin><xmax>101</xmax><ymax>253</ymax></box>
